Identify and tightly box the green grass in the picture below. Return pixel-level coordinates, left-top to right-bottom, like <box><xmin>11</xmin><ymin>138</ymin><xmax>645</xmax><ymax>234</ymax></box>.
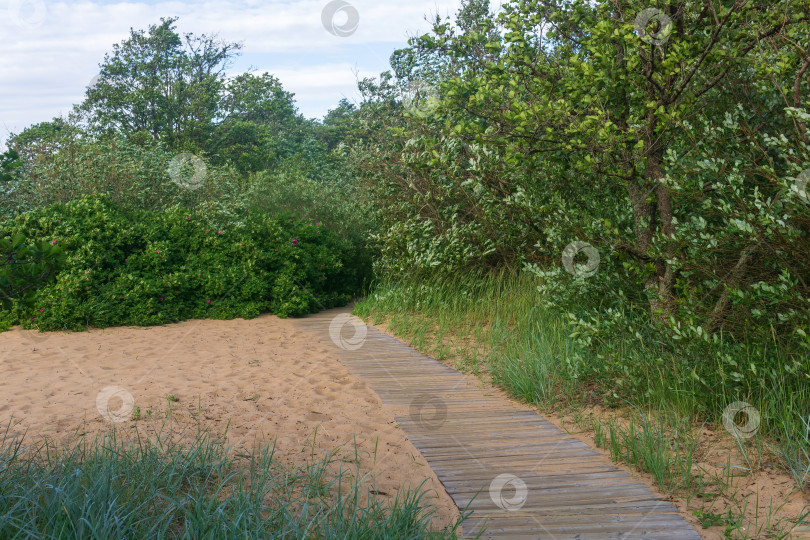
<box><xmin>353</xmin><ymin>270</ymin><xmax>810</xmax><ymax>499</ymax></box>
<box><xmin>589</xmin><ymin>408</ymin><xmax>700</xmax><ymax>493</ymax></box>
<box><xmin>0</xmin><ymin>426</ymin><xmax>465</xmax><ymax>539</ymax></box>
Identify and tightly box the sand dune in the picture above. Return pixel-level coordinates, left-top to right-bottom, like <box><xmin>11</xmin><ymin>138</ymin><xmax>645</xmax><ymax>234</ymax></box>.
<box><xmin>0</xmin><ymin>314</ymin><xmax>459</xmax><ymax>530</ymax></box>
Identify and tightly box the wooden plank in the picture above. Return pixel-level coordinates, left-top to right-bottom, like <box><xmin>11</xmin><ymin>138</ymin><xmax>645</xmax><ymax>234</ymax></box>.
<box><xmin>465</xmin><ymin>519</ymin><xmax>701</xmax><ymax>540</ymax></box>
<box><xmin>440</xmin><ymin>471</ymin><xmax>631</xmax><ymax>487</ymax></box>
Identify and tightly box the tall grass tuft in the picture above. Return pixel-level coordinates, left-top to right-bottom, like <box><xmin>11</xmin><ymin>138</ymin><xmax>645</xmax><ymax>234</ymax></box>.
<box><xmin>0</xmin><ymin>427</ymin><xmax>464</xmax><ymax>539</ymax></box>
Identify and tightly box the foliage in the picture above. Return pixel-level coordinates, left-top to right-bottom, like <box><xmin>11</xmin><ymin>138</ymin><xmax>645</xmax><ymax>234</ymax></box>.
<box><xmin>0</xmin><ymin>150</ymin><xmax>22</xmax><ymax>183</ymax></box>
<box><xmin>6</xmin><ymin>118</ymin><xmax>83</xmax><ymax>159</ymax></box>
<box><xmin>0</xmin><ymin>233</ymin><xmax>65</xmax><ymax>310</ymax></box>
<box><xmin>316</xmin><ymin>99</ymin><xmax>359</xmax><ymax>152</ymax></box>
<box><xmin>0</xmin><ymin>194</ymin><xmax>367</xmax><ymax>329</ymax></box>
<box><xmin>208</xmin><ymin>72</ymin><xmax>304</xmax><ymax>174</ymax></box>
<box><xmin>245</xmin><ymin>165</ymin><xmax>376</xmax><ymax>290</ymax></box>
<box><xmin>0</xmin><ymin>15</ymin><xmax>375</xmax><ymax>325</ymax></box>
<box><xmin>0</xmin><ymin>134</ymin><xmax>247</xmax><ymax>218</ymax></box>
<box><xmin>350</xmin><ymin>0</ymin><xmax>810</xmax><ymax>349</ymax></box>
<box><xmin>72</xmin><ymin>18</ymin><xmax>328</xmax><ymax>179</ymax></box>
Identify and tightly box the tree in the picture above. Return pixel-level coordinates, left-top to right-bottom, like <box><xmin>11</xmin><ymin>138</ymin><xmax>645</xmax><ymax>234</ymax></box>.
<box><xmin>317</xmin><ymin>99</ymin><xmax>358</xmax><ymax>151</ymax></box>
<box><xmin>8</xmin><ymin>117</ymin><xmax>84</xmax><ymax>159</ymax></box>
<box><xmin>0</xmin><ymin>149</ymin><xmax>22</xmax><ymax>183</ymax></box>
<box><xmin>491</xmin><ymin>0</ymin><xmax>810</xmax><ymax>325</ymax></box>
<box><xmin>80</xmin><ymin>17</ymin><xmax>241</xmax><ymax>152</ymax></box>
<box><xmin>78</xmin><ymin>21</ymin><xmax>310</xmax><ymax>175</ymax></box>
<box><xmin>209</xmin><ymin>72</ymin><xmax>301</xmax><ymax>173</ymax></box>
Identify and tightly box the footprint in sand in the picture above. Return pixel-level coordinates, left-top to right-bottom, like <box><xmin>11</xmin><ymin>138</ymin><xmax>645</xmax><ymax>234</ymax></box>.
<box><xmin>305</xmin><ymin>411</ymin><xmax>331</xmax><ymax>422</ymax></box>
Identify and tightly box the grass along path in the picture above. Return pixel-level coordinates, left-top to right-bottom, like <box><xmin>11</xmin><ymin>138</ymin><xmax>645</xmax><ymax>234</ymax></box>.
<box><xmin>295</xmin><ymin>307</ymin><xmax>701</xmax><ymax>539</ymax></box>
<box><xmin>354</xmin><ymin>272</ymin><xmax>810</xmax><ymax>539</ymax></box>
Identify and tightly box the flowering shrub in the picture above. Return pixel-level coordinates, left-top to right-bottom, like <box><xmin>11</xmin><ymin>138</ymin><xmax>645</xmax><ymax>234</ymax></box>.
<box><xmin>0</xmin><ymin>194</ymin><xmax>367</xmax><ymax>330</ymax></box>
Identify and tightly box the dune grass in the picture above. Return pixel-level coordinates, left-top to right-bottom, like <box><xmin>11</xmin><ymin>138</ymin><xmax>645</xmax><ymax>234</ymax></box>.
<box><xmin>0</xmin><ymin>426</ymin><xmax>465</xmax><ymax>539</ymax></box>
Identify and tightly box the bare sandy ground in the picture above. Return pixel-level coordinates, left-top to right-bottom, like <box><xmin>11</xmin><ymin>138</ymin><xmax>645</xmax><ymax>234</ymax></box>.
<box><xmin>0</xmin><ymin>315</ymin><xmax>460</xmax><ymax>531</ymax></box>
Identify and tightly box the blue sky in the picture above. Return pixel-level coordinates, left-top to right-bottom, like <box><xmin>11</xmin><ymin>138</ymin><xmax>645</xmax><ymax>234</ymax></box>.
<box><xmin>0</xmin><ymin>0</ymin><xmax>464</xmax><ymax>147</ymax></box>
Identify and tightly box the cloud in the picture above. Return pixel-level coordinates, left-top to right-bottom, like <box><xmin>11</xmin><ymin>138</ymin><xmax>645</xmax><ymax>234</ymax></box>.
<box><xmin>0</xmin><ymin>0</ymin><xmax>462</xmax><ymax>146</ymax></box>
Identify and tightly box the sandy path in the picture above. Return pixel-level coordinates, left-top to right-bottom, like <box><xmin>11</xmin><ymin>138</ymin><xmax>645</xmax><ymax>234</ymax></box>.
<box><xmin>0</xmin><ymin>315</ymin><xmax>460</xmax><ymax>531</ymax></box>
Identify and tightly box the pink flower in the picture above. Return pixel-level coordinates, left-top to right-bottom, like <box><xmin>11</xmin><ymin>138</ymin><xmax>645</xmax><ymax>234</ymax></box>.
<box><xmin>239</xmin><ymin>242</ymin><xmax>242</xmax><ymax>246</ymax></box>
<box><xmin>159</xmin><ymin>297</ymin><xmax>164</xmax><ymax>301</ymax></box>
<box><xmin>124</xmin><ymin>258</ymin><xmax>127</xmax><ymax>262</ymax></box>
<box><xmin>317</xmin><ymin>222</ymin><xmax>320</xmax><ymax>226</ymax></box>
<box><xmin>51</xmin><ymin>240</ymin><xmax>57</xmax><ymax>245</ymax></box>
<box><xmin>206</xmin><ymin>299</ymin><xmax>211</xmax><ymax>304</ymax></box>
<box><xmin>289</xmin><ymin>218</ymin><xmax>293</xmax><ymax>222</ymax></box>
<box><xmin>205</xmin><ymin>230</ymin><xmax>209</xmax><ymax>233</ymax></box>
<box><xmin>217</xmin><ymin>230</ymin><xmax>222</xmax><ymax>235</ymax></box>
<box><xmin>157</xmin><ymin>250</ymin><xmax>161</xmax><ymax>253</ymax></box>
<box><xmin>186</xmin><ymin>217</ymin><xmax>190</xmax><ymax>220</ymax></box>
<box><xmin>57</xmin><ymin>219</ymin><xmax>61</xmax><ymax>223</ymax></box>
<box><xmin>40</xmin><ymin>308</ymin><xmax>44</xmax><ymax>312</ymax></box>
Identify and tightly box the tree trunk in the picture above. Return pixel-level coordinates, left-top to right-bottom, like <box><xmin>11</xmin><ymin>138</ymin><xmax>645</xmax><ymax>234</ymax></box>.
<box><xmin>646</xmin><ymin>149</ymin><xmax>677</xmax><ymax>320</ymax></box>
<box><xmin>706</xmin><ymin>242</ymin><xmax>759</xmax><ymax>334</ymax></box>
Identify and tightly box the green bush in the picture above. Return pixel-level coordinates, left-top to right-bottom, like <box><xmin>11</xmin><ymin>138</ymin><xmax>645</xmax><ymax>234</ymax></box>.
<box><xmin>0</xmin><ymin>194</ymin><xmax>368</xmax><ymax>330</ymax></box>
<box><xmin>244</xmin><ymin>166</ymin><xmax>376</xmax><ymax>290</ymax></box>
<box><xmin>0</xmin><ymin>233</ymin><xmax>66</xmax><ymax>310</ymax></box>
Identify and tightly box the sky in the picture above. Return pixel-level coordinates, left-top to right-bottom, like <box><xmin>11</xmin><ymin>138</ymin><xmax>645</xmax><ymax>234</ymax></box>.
<box><xmin>0</xmin><ymin>0</ymin><xmax>465</xmax><ymax>148</ymax></box>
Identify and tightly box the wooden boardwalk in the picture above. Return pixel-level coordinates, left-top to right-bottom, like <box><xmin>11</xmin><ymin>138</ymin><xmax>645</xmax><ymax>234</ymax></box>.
<box><xmin>294</xmin><ymin>307</ymin><xmax>701</xmax><ymax>539</ymax></box>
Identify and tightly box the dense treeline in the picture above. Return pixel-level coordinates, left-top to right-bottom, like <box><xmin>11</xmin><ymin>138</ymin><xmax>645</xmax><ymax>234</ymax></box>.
<box><xmin>1</xmin><ymin>1</ymin><xmax>807</xmax><ymax>369</ymax></box>
<box><xmin>350</xmin><ymin>0</ymin><xmax>810</xmax><ymax>353</ymax></box>
<box><xmin>0</xmin><ymin>18</ymin><xmax>373</xmax><ymax>325</ymax></box>
<box><xmin>1</xmin><ymin>1</ymin><xmax>807</xmax><ymax>377</ymax></box>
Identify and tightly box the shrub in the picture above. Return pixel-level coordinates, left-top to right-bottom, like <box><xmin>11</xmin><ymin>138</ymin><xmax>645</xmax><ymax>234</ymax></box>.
<box><xmin>245</xmin><ymin>165</ymin><xmax>377</xmax><ymax>293</ymax></box>
<box><xmin>0</xmin><ymin>233</ymin><xmax>65</xmax><ymax>310</ymax></box>
<box><xmin>1</xmin><ymin>136</ymin><xmax>247</xmax><ymax>218</ymax></box>
<box><xmin>0</xmin><ymin>194</ymin><xmax>368</xmax><ymax>330</ymax></box>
